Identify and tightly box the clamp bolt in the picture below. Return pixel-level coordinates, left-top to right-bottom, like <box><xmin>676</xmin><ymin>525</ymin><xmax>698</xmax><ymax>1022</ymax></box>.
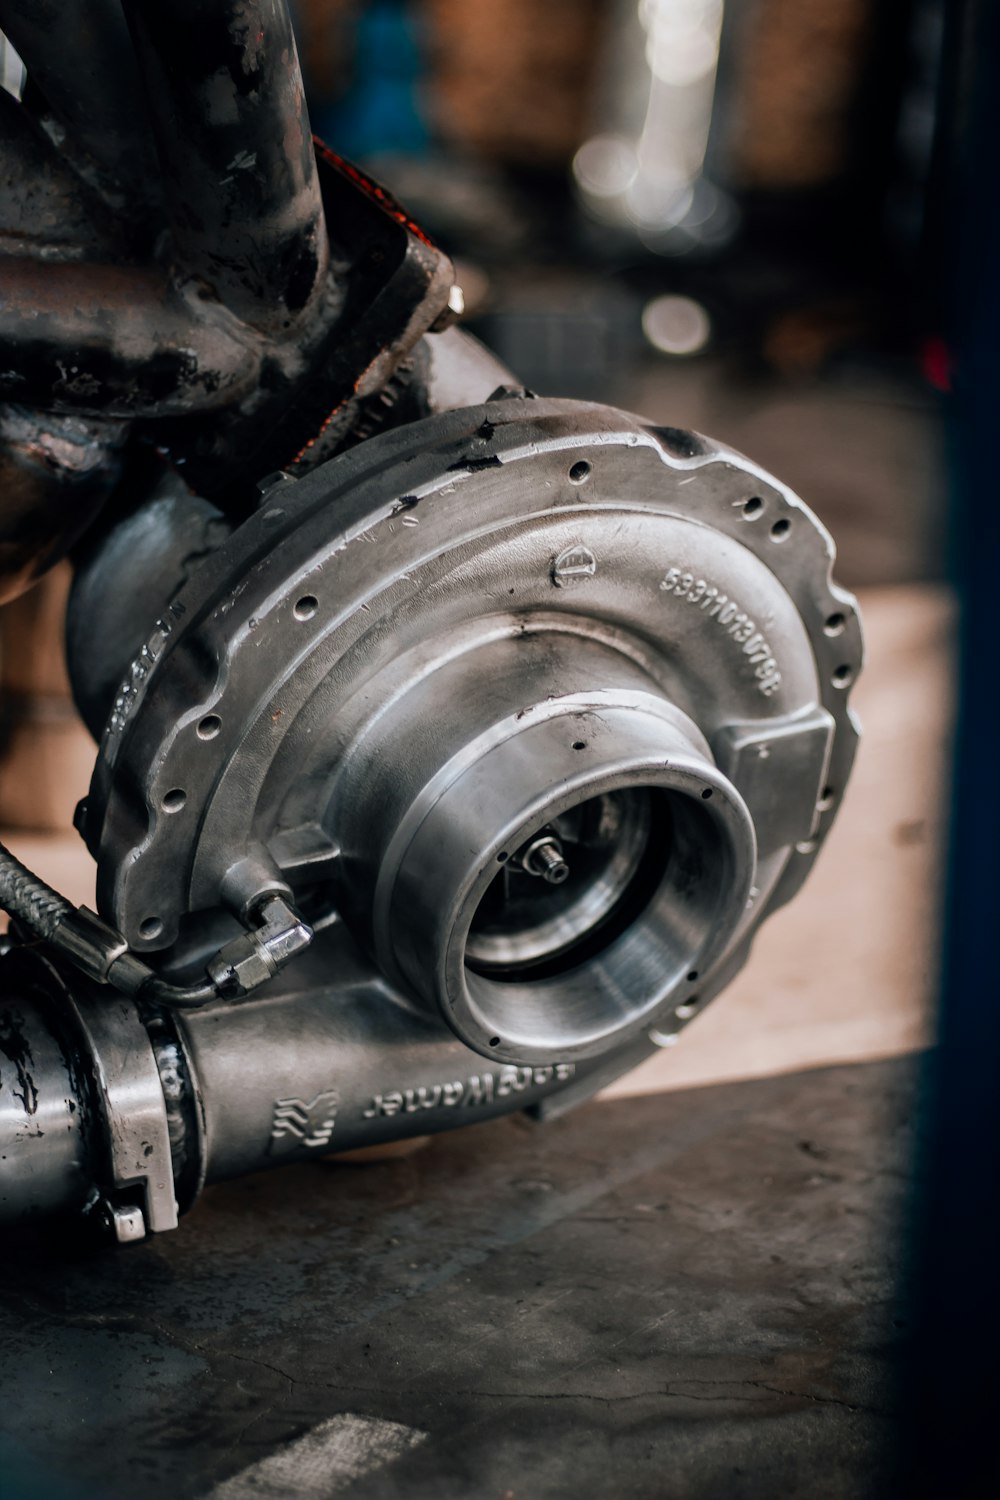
<box><xmin>102</xmin><ymin>1202</ymin><xmax>147</xmax><ymax>1244</ymax></box>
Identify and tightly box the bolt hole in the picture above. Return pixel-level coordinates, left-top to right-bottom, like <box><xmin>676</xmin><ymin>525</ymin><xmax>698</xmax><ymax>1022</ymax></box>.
<box><xmin>818</xmin><ymin>786</ymin><xmax>835</xmax><ymax>811</ymax></box>
<box><xmin>824</xmin><ymin>611</ymin><xmax>846</xmax><ymax>637</ymax></box>
<box><xmin>701</xmin><ymin>788</ymin><xmax>713</xmax><ymax>799</ymax></box>
<box><xmin>568</xmin><ymin>460</ymin><xmax>591</xmax><ymax>484</ymax></box>
<box><xmin>572</xmin><ymin>740</ymin><xmax>586</xmax><ymax>751</ymax></box>
<box><xmin>687</xmin><ymin>970</ymin><xmax>699</xmax><ymax>982</ymax></box>
<box><xmin>832</xmin><ymin>664</ymin><xmax>854</xmax><ymax>688</ymax></box>
<box><xmin>139</xmin><ymin>917</ymin><xmax>163</xmax><ymax>941</ymax></box>
<box><xmin>489</xmin><ymin>1036</ymin><xmax>500</xmax><ymax>1047</ymax></box>
<box><xmin>294</xmin><ymin>594</ymin><xmax>318</xmax><ymax>621</ymax></box>
<box><xmin>197</xmin><ymin>714</ymin><xmax>222</xmax><ymax>740</ymax></box>
<box><xmin>770</xmin><ymin>518</ymin><xmax>791</xmax><ymax>541</ymax></box>
<box><xmin>161</xmin><ymin>788</ymin><xmax>186</xmax><ymax>813</ymax></box>
<box><xmin>742</xmin><ymin>496</ymin><xmax>764</xmax><ymax>519</ymax></box>
<box><xmin>496</xmin><ymin>851</ymin><xmax>508</xmax><ymax>863</ymax></box>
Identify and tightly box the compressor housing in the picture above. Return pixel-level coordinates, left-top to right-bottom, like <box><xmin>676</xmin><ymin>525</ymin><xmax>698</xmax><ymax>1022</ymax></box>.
<box><xmin>0</xmin><ymin>366</ymin><xmax>861</xmax><ymax>1240</ymax></box>
<box><xmin>0</xmin><ymin>0</ymin><xmax>860</xmax><ymax>1243</ymax></box>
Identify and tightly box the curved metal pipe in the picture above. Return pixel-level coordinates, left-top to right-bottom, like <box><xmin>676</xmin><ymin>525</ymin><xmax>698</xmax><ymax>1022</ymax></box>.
<box><xmin>0</xmin><ymin>89</ymin><xmax>121</xmax><ymax>261</ymax></box>
<box><xmin>0</xmin><ymin>985</ymin><xmax>95</xmax><ymax>1224</ymax></box>
<box><xmin>0</xmin><ymin>405</ymin><xmax>125</xmax><ymax>603</ymax></box>
<box><xmin>0</xmin><ymin>0</ymin><xmax>160</xmax><ymax>208</ymax></box>
<box><xmin>122</xmin><ymin>0</ymin><xmax>329</xmax><ymax>334</ymax></box>
<box><xmin>0</xmin><ymin>259</ymin><xmax>262</xmax><ymax>417</ymax></box>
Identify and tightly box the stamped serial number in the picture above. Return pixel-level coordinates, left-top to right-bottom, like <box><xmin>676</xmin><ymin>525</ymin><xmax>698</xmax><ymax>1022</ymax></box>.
<box><xmin>659</xmin><ymin>566</ymin><xmax>782</xmax><ymax>696</ymax></box>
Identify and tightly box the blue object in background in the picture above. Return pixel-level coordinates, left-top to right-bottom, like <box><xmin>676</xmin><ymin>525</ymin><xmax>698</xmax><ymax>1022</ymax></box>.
<box><xmin>311</xmin><ymin>0</ymin><xmax>429</xmax><ymax>162</ymax></box>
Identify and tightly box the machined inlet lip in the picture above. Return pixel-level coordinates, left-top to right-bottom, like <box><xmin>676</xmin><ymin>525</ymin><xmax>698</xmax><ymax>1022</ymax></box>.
<box><xmin>378</xmin><ymin>697</ymin><xmax>757</xmax><ymax>1066</ymax></box>
<box><xmin>464</xmin><ymin>785</ymin><xmax>663</xmax><ymax>974</ymax></box>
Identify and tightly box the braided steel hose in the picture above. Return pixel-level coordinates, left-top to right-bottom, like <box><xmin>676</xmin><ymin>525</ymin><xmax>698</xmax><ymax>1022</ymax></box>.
<box><xmin>0</xmin><ymin>834</ymin><xmax>212</xmax><ymax>1004</ymax></box>
<box><xmin>0</xmin><ymin>836</ymin><xmax>307</xmax><ymax>1009</ymax></box>
<box><xmin>0</xmin><ymin>835</ymin><xmax>72</xmax><ymax>939</ymax></box>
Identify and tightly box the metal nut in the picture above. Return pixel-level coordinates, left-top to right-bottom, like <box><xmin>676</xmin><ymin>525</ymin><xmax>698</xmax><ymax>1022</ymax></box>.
<box><xmin>429</xmin><ymin>284</ymin><xmax>465</xmax><ymax>333</ymax></box>
<box><xmin>104</xmin><ymin>1202</ymin><xmax>147</xmax><ymax>1244</ymax></box>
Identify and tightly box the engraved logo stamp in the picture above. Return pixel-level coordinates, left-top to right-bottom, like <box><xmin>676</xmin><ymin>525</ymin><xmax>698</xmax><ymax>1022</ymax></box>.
<box><xmin>552</xmin><ymin>545</ymin><xmax>597</xmax><ymax>588</ymax></box>
<box><xmin>362</xmin><ymin>1063</ymin><xmax>575</xmax><ymax>1120</ymax></box>
<box><xmin>270</xmin><ymin>1090</ymin><xmax>340</xmax><ymax>1151</ymax></box>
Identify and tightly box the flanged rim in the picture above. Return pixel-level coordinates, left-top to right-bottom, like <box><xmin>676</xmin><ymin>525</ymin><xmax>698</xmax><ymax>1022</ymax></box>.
<box><xmin>374</xmin><ymin>698</ymin><xmax>757</xmax><ymax>1064</ymax></box>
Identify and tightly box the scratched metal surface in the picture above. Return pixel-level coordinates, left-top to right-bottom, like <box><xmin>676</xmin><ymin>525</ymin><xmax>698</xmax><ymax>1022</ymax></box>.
<box><xmin>0</xmin><ymin>1057</ymin><xmax>916</xmax><ymax>1500</ymax></box>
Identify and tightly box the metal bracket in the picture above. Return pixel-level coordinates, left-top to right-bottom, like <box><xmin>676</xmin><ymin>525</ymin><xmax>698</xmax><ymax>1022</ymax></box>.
<box><xmin>712</xmin><ymin>707</ymin><xmax>835</xmax><ymax>860</ymax></box>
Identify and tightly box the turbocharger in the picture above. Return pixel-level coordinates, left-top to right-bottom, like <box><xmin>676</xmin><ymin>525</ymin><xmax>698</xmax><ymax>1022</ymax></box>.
<box><xmin>0</xmin><ymin>2</ymin><xmax>861</xmax><ymax>1244</ymax></box>
<box><xmin>0</xmin><ymin>365</ymin><xmax>861</xmax><ymax>1241</ymax></box>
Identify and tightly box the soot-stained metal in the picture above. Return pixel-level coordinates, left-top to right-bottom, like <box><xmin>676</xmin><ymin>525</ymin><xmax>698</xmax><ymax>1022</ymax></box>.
<box><xmin>0</xmin><ymin>0</ymin><xmax>454</xmax><ymax>598</ymax></box>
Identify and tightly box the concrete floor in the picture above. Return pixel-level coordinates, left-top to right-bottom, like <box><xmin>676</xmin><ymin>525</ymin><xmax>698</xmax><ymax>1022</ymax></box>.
<box><xmin>0</xmin><ymin>1056</ymin><xmax>916</xmax><ymax>1500</ymax></box>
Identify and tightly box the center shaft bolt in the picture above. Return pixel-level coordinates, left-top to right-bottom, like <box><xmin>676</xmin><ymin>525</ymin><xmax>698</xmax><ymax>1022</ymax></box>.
<box><xmin>522</xmin><ymin>835</ymin><xmax>570</xmax><ymax>886</ymax></box>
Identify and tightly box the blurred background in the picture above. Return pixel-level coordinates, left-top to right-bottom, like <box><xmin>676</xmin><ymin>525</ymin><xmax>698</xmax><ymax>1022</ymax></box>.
<box><xmin>298</xmin><ymin>0</ymin><xmax>948</xmax><ymax>583</ymax></box>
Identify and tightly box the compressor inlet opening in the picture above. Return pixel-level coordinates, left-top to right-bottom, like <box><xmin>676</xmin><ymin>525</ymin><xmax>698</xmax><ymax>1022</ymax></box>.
<box><xmin>455</xmin><ymin>775</ymin><xmax>752</xmax><ymax>1061</ymax></box>
<box><xmin>373</xmin><ymin>686</ymin><xmax>759</xmax><ymax>1065</ymax></box>
<box><xmin>465</xmin><ymin>788</ymin><xmax>670</xmax><ymax>978</ymax></box>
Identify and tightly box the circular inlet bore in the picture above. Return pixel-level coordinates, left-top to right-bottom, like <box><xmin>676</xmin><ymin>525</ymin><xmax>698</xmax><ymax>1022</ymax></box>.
<box><xmin>466</xmin><ymin>788</ymin><xmax>663</xmax><ymax>975</ymax></box>
<box><xmin>375</xmin><ymin>691</ymin><xmax>757</xmax><ymax>1066</ymax></box>
<box><xmin>454</xmin><ymin>772</ymin><xmax>750</xmax><ymax>1062</ymax></box>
